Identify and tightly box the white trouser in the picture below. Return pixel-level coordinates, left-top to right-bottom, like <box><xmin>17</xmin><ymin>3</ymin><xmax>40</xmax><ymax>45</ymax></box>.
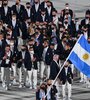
<box><xmin>80</xmin><ymin>72</ymin><xmax>87</xmax><ymax>82</ymax></box>
<box><xmin>41</xmin><ymin>61</ymin><xmax>50</xmax><ymax>79</ymax></box>
<box><xmin>54</xmin><ymin>80</ymin><xmax>60</xmax><ymax>98</ymax></box>
<box><xmin>18</xmin><ymin>65</ymin><xmax>27</xmax><ymax>84</ymax></box>
<box><xmin>27</xmin><ymin>69</ymin><xmax>37</xmax><ymax>87</ymax></box>
<box><xmin>1</xmin><ymin>67</ymin><xmax>4</xmax><ymax>83</ymax></box>
<box><xmin>12</xmin><ymin>63</ymin><xmax>17</xmax><ymax>81</ymax></box>
<box><xmin>47</xmin><ymin>65</ymin><xmax>50</xmax><ymax>79</ymax></box>
<box><xmin>70</xmin><ymin>64</ymin><xmax>74</xmax><ymax>73</ymax></box>
<box><xmin>37</xmin><ymin>61</ymin><xmax>41</xmax><ymax>73</ymax></box>
<box><xmin>1</xmin><ymin>67</ymin><xmax>10</xmax><ymax>86</ymax></box>
<box><xmin>62</xmin><ymin>81</ymin><xmax>72</xmax><ymax>98</ymax></box>
<box><xmin>80</xmin><ymin>72</ymin><xmax>90</xmax><ymax>85</ymax></box>
<box><xmin>41</xmin><ymin>61</ymin><xmax>46</xmax><ymax>79</ymax></box>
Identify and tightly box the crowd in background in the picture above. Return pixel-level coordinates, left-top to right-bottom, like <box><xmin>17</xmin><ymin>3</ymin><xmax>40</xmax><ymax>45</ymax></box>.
<box><xmin>0</xmin><ymin>0</ymin><xmax>90</xmax><ymax>99</ymax></box>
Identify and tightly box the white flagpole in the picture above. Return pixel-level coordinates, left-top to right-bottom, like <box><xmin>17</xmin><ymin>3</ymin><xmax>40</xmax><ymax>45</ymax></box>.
<box><xmin>44</xmin><ymin>34</ymin><xmax>83</xmax><ymax>99</ymax></box>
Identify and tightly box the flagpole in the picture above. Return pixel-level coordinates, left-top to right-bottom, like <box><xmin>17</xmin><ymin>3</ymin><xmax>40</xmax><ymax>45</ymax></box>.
<box><xmin>44</xmin><ymin>34</ymin><xmax>83</xmax><ymax>99</ymax></box>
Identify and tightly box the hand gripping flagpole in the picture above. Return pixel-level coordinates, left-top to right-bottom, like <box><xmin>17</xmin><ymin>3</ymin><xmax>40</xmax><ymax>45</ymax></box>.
<box><xmin>44</xmin><ymin>34</ymin><xmax>83</xmax><ymax>99</ymax></box>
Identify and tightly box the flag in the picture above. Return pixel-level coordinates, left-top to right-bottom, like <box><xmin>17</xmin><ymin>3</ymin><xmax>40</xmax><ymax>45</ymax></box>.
<box><xmin>69</xmin><ymin>35</ymin><xmax>90</xmax><ymax>78</ymax></box>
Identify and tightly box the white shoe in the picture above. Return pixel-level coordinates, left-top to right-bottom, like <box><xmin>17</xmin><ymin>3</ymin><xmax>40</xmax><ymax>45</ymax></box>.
<box><xmin>19</xmin><ymin>84</ymin><xmax>22</xmax><ymax>88</ymax></box>
<box><xmin>79</xmin><ymin>80</ymin><xmax>83</xmax><ymax>83</ymax></box>
<box><xmin>87</xmin><ymin>84</ymin><xmax>90</xmax><ymax>88</ymax></box>
<box><xmin>29</xmin><ymin>86</ymin><xmax>32</xmax><ymax>89</ymax></box>
<box><xmin>57</xmin><ymin>96</ymin><xmax>60</xmax><ymax>99</ymax></box>
<box><xmin>13</xmin><ymin>80</ymin><xmax>17</xmax><ymax>85</ymax></box>
<box><xmin>5</xmin><ymin>86</ymin><xmax>9</xmax><ymax>90</ymax></box>
<box><xmin>2</xmin><ymin>82</ymin><xmax>6</xmax><ymax>88</ymax></box>
<box><xmin>9</xmin><ymin>83</ymin><xmax>12</xmax><ymax>87</ymax></box>
<box><xmin>68</xmin><ymin>97</ymin><xmax>72</xmax><ymax>100</ymax></box>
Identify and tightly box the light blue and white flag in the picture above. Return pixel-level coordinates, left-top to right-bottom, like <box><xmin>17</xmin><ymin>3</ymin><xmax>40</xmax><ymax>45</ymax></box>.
<box><xmin>69</xmin><ymin>35</ymin><xmax>90</xmax><ymax>78</ymax></box>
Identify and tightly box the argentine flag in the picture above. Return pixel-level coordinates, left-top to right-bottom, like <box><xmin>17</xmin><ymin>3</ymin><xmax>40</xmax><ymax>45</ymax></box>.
<box><xmin>69</xmin><ymin>35</ymin><xmax>90</xmax><ymax>78</ymax></box>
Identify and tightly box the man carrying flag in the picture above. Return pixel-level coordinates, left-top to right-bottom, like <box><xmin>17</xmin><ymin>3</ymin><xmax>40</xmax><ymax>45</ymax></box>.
<box><xmin>60</xmin><ymin>60</ymin><xmax>73</xmax><ymax>100</ymax></box>
<box><xmin>44</xmin><ymin>35</ymin><xmax>90</xmax><ymax>100</ymax></box>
